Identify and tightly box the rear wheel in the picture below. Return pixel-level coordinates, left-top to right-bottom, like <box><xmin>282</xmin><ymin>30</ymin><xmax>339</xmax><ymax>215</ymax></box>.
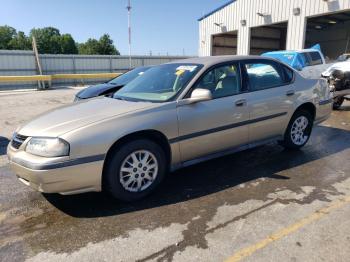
<box><xmin>104</xmin><ymin>139</ymin><xmax>166</xmax><ymax>201</ymax></box>
<box><xmin>281</xmin><ymin>110</ymin><xmax>313</xmax><ymax>150</ymax></box>
<box><xmin>333</xmin><ymin>96</ymin><xmax>344</xmax><ymax>110</ymax></box>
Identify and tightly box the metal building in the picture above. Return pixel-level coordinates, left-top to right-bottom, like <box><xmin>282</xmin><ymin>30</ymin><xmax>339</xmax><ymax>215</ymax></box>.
<box><xmin>199</xmin><ymin>0</ymin><xmax>350</xmax><ymax>59</ymax></box>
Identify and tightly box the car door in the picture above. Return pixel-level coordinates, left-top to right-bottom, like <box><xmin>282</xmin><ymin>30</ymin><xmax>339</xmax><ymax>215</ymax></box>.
<box><xmin>242</xmin><ymin>59</ymin><xmax>296</xmax><ymax>143</ymax></box>
<box><xmin>176</xmin><ymin>63</ymin><xmax>249</xmax><ymax>162</ymax></box>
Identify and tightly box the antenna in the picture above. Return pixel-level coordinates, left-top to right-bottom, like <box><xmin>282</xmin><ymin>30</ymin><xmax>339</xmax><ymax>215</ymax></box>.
<box><xmin>127</xmin><ymin>0</ymin><xmax>132</xmax><ymax>69</ymax></box>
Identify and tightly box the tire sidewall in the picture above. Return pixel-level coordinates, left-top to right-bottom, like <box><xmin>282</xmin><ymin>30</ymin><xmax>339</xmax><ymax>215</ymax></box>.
<box><xmin>105</xmin><ymin>139</ymin><xmax>166</xmax><ymax>201</ymax></box>
<box><xmin>283</xmin><ymin>110</ymin><xmax>313</xmax><ymax>149</ymax></box>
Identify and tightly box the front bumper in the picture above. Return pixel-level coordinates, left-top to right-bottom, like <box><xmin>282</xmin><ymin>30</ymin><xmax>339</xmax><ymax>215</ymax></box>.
<box><xmin>8</xmin><ymin>145</ymin><xmax>104</xmax><ymax>195</ymax></box>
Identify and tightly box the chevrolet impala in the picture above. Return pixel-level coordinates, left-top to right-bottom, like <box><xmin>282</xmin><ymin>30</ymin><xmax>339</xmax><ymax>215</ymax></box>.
<box><xmin>7</xmin><ymin>56</ymin><xmax>332</xmax><ymax>201</ymax></box>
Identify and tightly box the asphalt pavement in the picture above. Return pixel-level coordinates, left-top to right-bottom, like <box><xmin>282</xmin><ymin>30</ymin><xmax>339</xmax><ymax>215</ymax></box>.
<box><xmin>0</xmin><ymin>88</ymin><xmax>349</xmax><ymax>262</ymax></box>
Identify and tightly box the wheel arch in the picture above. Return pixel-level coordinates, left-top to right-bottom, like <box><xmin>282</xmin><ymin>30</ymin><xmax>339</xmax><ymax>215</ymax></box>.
<box><xmin>294</xmin><ymin>102</ymin><xmax>316</xmax><ymax>120</ymax></box>
<box><xmin>282</xmin><ymin>102</ymin><xmax>316</xmax><ymax>136</ymax></box>
<box><xmin>101</xmin><ymin>129</ymin><xmax>172</xmax><ymax>190</ymax></box>
<box><xmin>281</xmin><ymin>102</ymin><xmax>316</xmax><ymax>149</ymax></box>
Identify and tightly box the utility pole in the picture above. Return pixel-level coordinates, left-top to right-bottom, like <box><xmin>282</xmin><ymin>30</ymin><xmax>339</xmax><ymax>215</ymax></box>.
<box><xmin>32</xmin><ymin>36</ymin><xmax>44</xmax><ymax>89</ymax></box>
<box><xmin>127</xmin><ymin>0</ymin><xmax>132</xmax><ymax>69</ymax></box>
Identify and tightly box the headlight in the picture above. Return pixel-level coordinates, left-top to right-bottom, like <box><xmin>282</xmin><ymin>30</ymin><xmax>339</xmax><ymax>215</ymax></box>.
<box><xmin>26</xmin><ymin>137</ymin><xmax>70</xmax><ymax>157</ymax></box>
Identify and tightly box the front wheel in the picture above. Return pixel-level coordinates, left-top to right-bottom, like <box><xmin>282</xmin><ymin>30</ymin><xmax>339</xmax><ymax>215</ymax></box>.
<box><xmin>281</xmin><ymin>110</ymin><xmax>313</xmax><ymax>150</ymax></box>
<box><xmin>104</xmin><ymin>139</ymin><xmax>167</xmax><ymax>202</ymax></box>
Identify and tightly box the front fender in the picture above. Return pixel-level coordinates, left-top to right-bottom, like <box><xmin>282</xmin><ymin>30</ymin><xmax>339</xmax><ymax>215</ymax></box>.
<box><xmin>60</xmin><ymin>102</ymin><xmax>179</xmax><ymax>162</ymax></box>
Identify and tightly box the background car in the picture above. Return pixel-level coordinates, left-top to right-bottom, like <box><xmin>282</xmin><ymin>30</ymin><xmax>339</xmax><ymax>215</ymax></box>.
<box><xmin>261</xmin><ymin>45</ymin><xmax>336</xmax><ymax>80</ymax></box>
<box><xmin>262</xmin><ymin>45</ymin><xmax>326</xmax><ymax>71</ymax></box>
<box><xmin>74</xmin><ymin>66</ymin><xmax>151</xmax><ymax>101</ymax></box>
<box><xmin>322</xmin><ymin>61</ymin><xmax>350</xmax><ymax>109</ymax></box>
<box><xmin>336</xmin><ymin>53</ymin><xmax>350</xmax><ymax>62</ymax></box>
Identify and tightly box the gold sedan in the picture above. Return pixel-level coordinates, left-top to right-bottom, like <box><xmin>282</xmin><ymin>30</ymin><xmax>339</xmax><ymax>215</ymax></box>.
<box><xmin>8</xmin><ymin>56</ymin><xmax>332</xmax><ymax>201</ymax></box>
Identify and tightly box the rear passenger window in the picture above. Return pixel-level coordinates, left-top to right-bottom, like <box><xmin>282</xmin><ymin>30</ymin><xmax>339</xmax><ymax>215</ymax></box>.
<box><xmin>245</xmin><ymin>62</ymin><xmax>284</xmax><ymax>91</ymax></box>
<box><xmin>309</xmin><ymin>52</ymin><xmax>322</xmax><ymax>65</ymax></box>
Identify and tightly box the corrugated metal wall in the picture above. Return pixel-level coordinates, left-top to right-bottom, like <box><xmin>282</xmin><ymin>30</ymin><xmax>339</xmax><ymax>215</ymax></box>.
<box><xmin>0</xmin><ymin>50</ymin><xmax>190</xmax><ymax>89</ymax></box>
<box><xmin>0</xmin><ymin>50</ymin><xmax>37</xmax><ymax>89</ymax></box>
<box><xmin>199</xmin><ymin>0</ymin><xmax>350</xmax><ymax>56</ymax></box>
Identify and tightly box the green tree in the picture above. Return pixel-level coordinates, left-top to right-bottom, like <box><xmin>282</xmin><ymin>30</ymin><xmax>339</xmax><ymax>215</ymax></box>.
<box><xmin>30</xmin><ymin>27</ymin><xmax>61</xmax><ymax>54</ymax></box>
<box><xmin>8</xmin><ymin>31</ymin><xmax>31</xmax><ymax>50</ymax></box>
<box><xmin>0</xmin><ymin>25</ymin><xmax>16</xmax><ymax>49</ymax></box>
<box><xmin>78</xmin><ymin>38</ymin><xmax>100</xmax><ymax>55</ymax></box>
<box><xmin>98</xmin><ymin>34</ymin><xmax>119</xmax><ymax>55</ymax></box>
<box><xmin>60</xmin><ymin>34</ymin><xmax>78</xmax><ymax>54</ymax></box>
<box><xmin>0</xmin><ymin>25</ymin><xmax>120</xmax><ymax>55</ymax></box>
<box><xmin>78</xmin><ymin>34</ymin><xmax>119</xmax><ymax>55</ymax></box>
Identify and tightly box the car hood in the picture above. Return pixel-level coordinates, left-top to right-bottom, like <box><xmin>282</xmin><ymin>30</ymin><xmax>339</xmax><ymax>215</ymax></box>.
<box><xmin>76</xmin><ymin>83</ymin><xmax>122</xmax><ymax>99</ymax></box>
<box><xmin>18</xmin><ymin>97</ymin><xmax>154</xmax><ymax>137</ymax></box>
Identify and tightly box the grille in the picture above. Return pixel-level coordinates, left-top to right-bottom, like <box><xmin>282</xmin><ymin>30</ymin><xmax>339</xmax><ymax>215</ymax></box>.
<box><xmin>11</xmin><ymin>133</ymin><xmax>28</xmax><ymax>149</ymax></box>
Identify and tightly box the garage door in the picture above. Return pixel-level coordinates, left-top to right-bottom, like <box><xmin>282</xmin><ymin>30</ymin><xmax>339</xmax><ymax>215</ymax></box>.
<box><xmin>250</xmin><ymin>22</ymin><xmax>287</xmax><ymax>55</ymax></box>
<box><xmin>305</xmin><ymin>11</ymin><xmax>350</xmax><ymax>60</ymax></box>
<box><xmin>211</xmin><ymin>31</ymin><xmax>238</xmax><ymax>56</ymax></box>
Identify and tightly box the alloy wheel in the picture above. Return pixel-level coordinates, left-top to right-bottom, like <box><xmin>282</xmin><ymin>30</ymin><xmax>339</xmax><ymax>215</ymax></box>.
<box><xmin>119</xmin><ymin>150</ymin><xmax>158</xmax><ymax>193</ymax></box>
<box><xmin>290</xmin><ymin>116</ymin><xmax>309</xmax><ymax>146</ymax></box>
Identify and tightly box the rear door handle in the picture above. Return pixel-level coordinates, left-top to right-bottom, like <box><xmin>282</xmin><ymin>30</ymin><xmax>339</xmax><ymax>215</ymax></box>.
<box><xmin>235</xmin><ymin>99</ymin><xmax>246</xmax><ymax>106</ymax></box>
<box><xmin>286</xmin><ymin>90</ymin><xmax>295</xmax><ymax>96</ymax></box>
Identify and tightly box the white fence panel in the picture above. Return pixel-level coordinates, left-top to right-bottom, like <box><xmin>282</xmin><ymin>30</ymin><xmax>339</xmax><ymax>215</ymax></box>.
<box><xmin>0</xmin><ymin>50</ymin><xmax>190</xmax><ymax>90</ymax></box>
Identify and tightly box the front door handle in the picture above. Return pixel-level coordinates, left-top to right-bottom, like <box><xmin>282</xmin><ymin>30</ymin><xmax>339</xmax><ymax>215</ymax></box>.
<box><xmin>286</xmin><ymin>90</ymin><xmax>295</xmax><ymax>96</ymax></box>
<box><xmin>235</xmin><ymin>99</ymin><xmax>246</xmax><ymax>107</ymax></box>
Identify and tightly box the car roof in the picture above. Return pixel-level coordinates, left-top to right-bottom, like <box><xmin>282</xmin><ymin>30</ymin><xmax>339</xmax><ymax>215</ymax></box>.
<box><xmin>265</xmin><ymin>49</ymin><xmax>320</xmax><ymax>54</ymax></box>
<box><xmin>167</xmin><ymin>55</ymin><xmax>277</xmax><ymax>67</ymax></box>
<box><xmin>298</xmin><ymin>49</ymin><xmax>321</xmax><ymax>53</ymax></box>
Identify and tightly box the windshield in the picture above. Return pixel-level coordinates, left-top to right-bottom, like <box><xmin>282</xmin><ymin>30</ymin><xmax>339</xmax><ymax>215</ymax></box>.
<box><xmin>113</xmin><ymin>63</ymin><xmax>202</xmax><ymax>102</ymax></box>
<box><xmin>108</xmin><ymin>67</ymin><xmax>151</xmax><ymax>86</ymax></box>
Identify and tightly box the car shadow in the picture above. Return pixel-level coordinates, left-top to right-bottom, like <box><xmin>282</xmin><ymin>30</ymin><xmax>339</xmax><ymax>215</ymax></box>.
<box><xmin>44</xmin><ymin>125</ymin><xmax>350</xmax><ymax>218</ymax></box>
<box><xmin>0</xmin><ymin>136</ymin><xmax>9</xmax><ymax>155</ymax></box>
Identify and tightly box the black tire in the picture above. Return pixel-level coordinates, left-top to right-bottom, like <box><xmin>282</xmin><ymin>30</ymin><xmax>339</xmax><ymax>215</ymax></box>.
<box><xmin>104</xmin><ymin>139</ymin><xmax>167</xmax><ymax>202</ymax></box>
<box><xmin>333</xmin><ymin>97</ymin><xmax>344</xmax><ymax>110</ymax></box>
<box><xmin>281</xmin><ymin>110</ymin><xmax>313</xmax><ymax>150</ymax></box>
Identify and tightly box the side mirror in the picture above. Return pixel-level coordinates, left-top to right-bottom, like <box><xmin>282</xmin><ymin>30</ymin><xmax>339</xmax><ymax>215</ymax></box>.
<box><xmin>178</xmin><ymin>88</ymin><xmax>212</xmax><ymax>106</ymax></box>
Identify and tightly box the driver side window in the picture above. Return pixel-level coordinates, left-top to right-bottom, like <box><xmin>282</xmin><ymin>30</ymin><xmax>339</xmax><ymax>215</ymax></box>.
<box><xmin>193</xmin><ymin>64</ymin><xmax>242</xmax><ymax>99</ymax></box>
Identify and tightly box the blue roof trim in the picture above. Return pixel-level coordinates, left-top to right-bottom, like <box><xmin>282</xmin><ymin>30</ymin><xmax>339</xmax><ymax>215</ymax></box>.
<box><xmin>198</xmin><ymin>0</ymin><xmax>235</xmax><ymax>22</ymax></box>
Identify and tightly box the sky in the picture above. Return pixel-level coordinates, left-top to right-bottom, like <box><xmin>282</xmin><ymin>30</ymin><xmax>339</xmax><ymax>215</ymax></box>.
<box><xmin>0</xmin><ymin>0</ymin><xmax>230</xmax><ymax>56</ymax></box>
